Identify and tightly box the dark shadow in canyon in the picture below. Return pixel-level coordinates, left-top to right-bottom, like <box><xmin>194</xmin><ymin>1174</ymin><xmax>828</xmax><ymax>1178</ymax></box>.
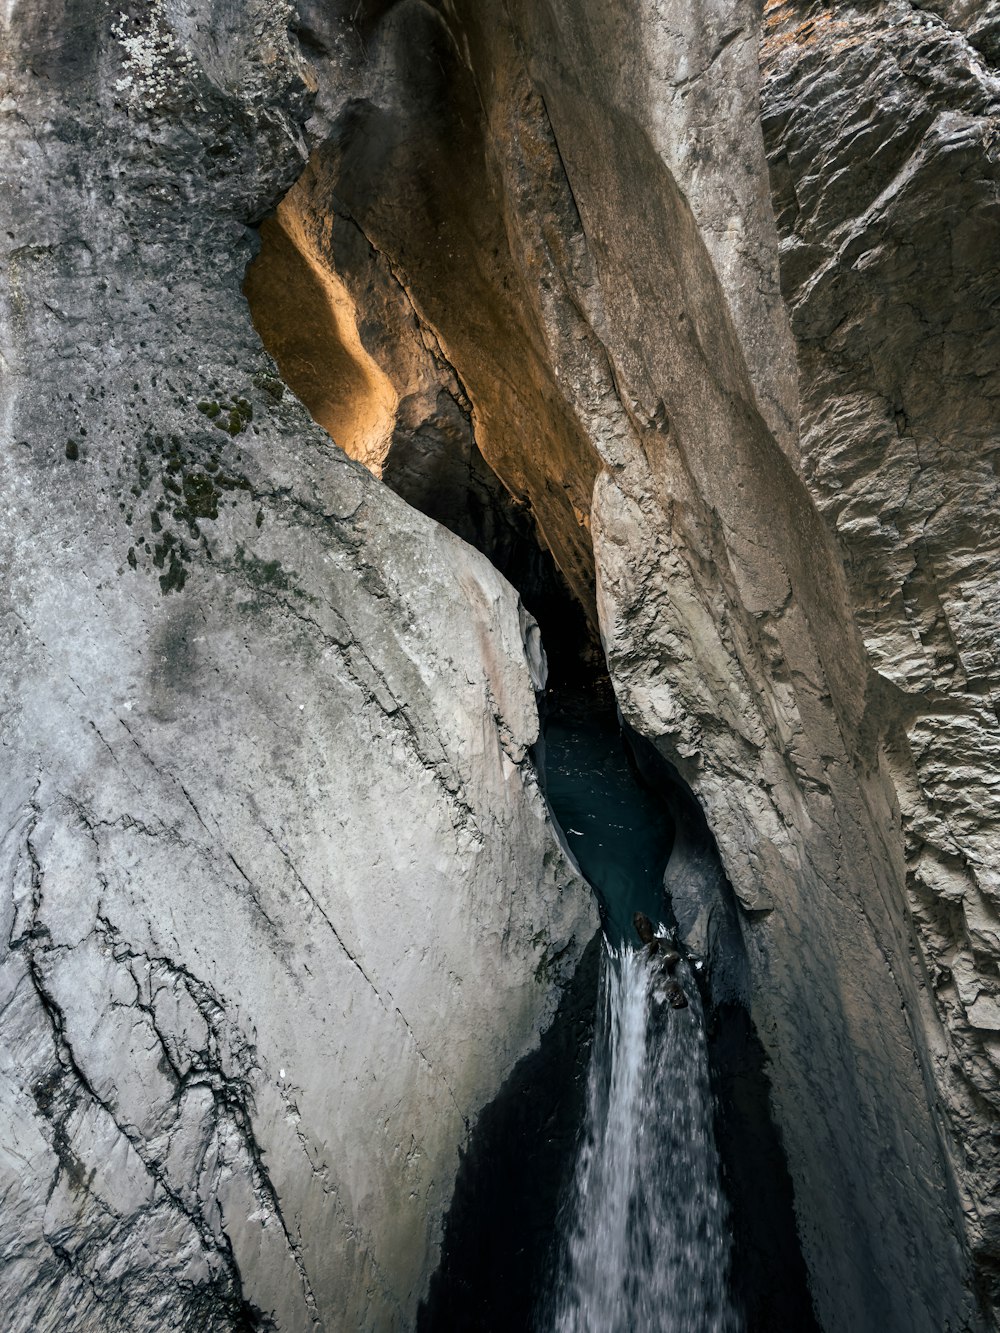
<box><xmin>243</xmin><ymin>93</ymin><xmax>817</xmax><ymax>1327</ymax></box>
<box><xmin>414</xmin><ymin>641</ymin><xmax>818</xmax><ymax>1331</ymax></box>
<box><xmin>626</xmin><ymin>732</ymin><xmax>821</xmax><ymax>1333</ymax></box>
<box><xmin>416</xmin><ymin>932</ymin><xmax>602</xmax><ymax>1333</ymax></box>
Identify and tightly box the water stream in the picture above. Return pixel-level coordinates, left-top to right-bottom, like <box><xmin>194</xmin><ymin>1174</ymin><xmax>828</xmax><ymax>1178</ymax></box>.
<box><xmin>546</xmin><ymin>946</ymin><xmax>738</xmax><ymax>1333</ymax></box>
<box><xmin>421</xmin><ymin>680</ymin><xmax>810</xmax><ymax>1332</ymax></box>
<box><xmin>539</xmin><ymin>687</ymin><xmax>739</xmax><ymax>1333</ymax></box>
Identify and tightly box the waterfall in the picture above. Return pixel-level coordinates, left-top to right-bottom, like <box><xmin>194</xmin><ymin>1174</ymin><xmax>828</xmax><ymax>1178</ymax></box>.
<box><xmin>547</xmin><ymin>941</ymin><xmax>740</xmax><ymax>1333</ymax></box>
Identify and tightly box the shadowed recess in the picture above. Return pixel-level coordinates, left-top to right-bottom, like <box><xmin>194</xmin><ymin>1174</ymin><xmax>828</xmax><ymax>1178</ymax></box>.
<box><xmin>245</xmin><ymin>205</ymin><xmax>397</xmax><ymax>474</ymax></box>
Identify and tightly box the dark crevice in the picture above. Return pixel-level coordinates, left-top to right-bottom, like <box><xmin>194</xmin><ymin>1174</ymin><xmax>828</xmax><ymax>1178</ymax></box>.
<box><xmin>710</xmin><ymin>1004</ymin><xmax>820</xmax><ymax>1333</ymax></box>
<box><xmin>381</xmin><ymin>404</ymin><xmax>601</xmax><ymax>689</ymax></box>
<box><xmin>410</xmin><ymin>611</ymin><xmax>816</xmax><ymax>1330</ymax></box>
<box><xmin>417</xmin><ymin>933</ymin><xmax>602</xmax><ymax>1333</ymax></box>
<box><xmin>624</xmin><ymin>731</ymin><xmax>821</xmax><ymax>1333</ymax></box>
<box><xmin>244</xmin><ymin>85</ymin><xmax>815</xmax><ymax>1328</ymax></box>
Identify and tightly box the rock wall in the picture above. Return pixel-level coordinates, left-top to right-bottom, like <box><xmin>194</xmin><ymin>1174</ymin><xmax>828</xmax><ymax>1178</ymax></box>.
<box><xmin>252</xmin><ymin>1</ymin><xmax>999</xmax><ymax>1329</ymax></box>
<box><xmin>4</xmin><ymin>0</ymin><xmax>1000</xmax><ymax>1329</ymax></box>
<box><xmin>0</xmin><ymin>4</ymin><xmax>595</xmax><ymax>1329</ymax></box>
<box><xmin>762</xmin><ymin>0</ymin><xmax>1000</xmax><ymax>1313</ymax></box>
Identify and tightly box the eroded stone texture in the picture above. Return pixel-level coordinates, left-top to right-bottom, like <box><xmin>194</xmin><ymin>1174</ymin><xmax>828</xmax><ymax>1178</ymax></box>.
<box><xmin>0</xmin><ymin>5</ymin><xmax>595</xmax><ymax>1329</ymax></box>
<box><xmin>762</xmin><ymin>0</ymin><xmax>1000</xmax><ymax>1312</ymax></box>
<box><xmin>270</xmin><ymin>2</ymin><xmax>997</xmax><ymax>1329</ymax></box>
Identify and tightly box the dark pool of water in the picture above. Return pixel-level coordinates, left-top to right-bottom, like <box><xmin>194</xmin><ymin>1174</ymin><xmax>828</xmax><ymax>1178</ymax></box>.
<box><xmin>536</xmin><ymin>686</ymin><xmax>674</xmax><ymax>947</ymax></box>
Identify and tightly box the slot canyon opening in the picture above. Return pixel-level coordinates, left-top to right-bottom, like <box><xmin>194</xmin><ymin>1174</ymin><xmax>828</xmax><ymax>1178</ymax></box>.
<box><xmin>244</xmin><ymin>167</ymin><xmax>816</xmax><ymax>1333</ymax></box>
<box><xmin>243</xmin><ymin>196</ymin><xmax>599</xmax><ymax>692</ymax></box>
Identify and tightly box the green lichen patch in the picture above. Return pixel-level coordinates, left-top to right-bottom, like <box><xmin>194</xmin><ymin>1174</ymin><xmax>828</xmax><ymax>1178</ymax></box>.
<box><xmin>251</xmin><ymin>372</ymin><xmax>285</xmax><ymax>401</ymax></box>
<box><xmin>197</xmin><ymin>395</ymin><xmax>252</xmax><ymax>436</ymax></box>
<box><xmin>117</xmin><ymin>392</ymin><xmax>266</xmax><ymax>596</ymax></box>
<box><xmin>182</xmin><ymin>471</ymin><xmax>220</xmax><ymax>519</ymax></box>
<box><xmin>153</xmin><ymin>530</ymin><xmax>189</xmax><ymax>594</ymax></box>
<box><xmin>231</xmin><ymin>545</ymin><xmax>315</xmax><ymax>604</ymax></box>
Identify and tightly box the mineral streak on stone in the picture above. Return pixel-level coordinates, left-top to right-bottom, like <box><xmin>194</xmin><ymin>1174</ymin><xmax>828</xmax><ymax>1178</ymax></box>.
<box><xmin>0</xmin><ymin>5</ymin><xmax>595</xmax><ymax>1330</ymax></box>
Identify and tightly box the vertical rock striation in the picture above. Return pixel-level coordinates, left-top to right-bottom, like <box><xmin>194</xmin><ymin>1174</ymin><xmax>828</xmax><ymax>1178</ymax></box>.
<box><xmin>762</xmin><ymin>0</ymin><xmax>1000</xmax><ymax>1315</ymax></box>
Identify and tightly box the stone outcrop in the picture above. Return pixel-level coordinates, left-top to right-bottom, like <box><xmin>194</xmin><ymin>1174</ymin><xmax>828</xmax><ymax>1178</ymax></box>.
<box><xmin>0</xmin><ymin>5</ymin><xmax>595</xmax><ymax>1329</ymax></box>
<box><xmin>246</xmin><ymin>2</ymin><xmax>999</xmax><ymax>1329</ymax></box>
<box><xmin>4</xmin><ymin>0</ymin><xmax>1000</xmax><ymax>1330</ymax></box>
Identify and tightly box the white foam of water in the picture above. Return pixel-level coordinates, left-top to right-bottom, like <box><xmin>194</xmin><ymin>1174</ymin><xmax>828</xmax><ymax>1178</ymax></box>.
<box><xmin>548</xmin><ymin>942</ymin><xmax>740</xmax><ymax>1333</ymax></box>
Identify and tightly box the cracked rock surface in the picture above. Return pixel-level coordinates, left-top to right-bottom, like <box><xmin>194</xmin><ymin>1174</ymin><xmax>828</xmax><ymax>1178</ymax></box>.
<box><xmin>5</xmin><ymin>0</ymin><xmax>1000</xmax><ymax>1329</ymax></box>
<box><xmin>0</xmin><ymin>5</ymin><xmax>595</xmax><ymax>1330</ymax></box>
<box><xmin>261</xmin><ymin>1</ymin><xmax>999</xmax><ymax>1329</ymax></box>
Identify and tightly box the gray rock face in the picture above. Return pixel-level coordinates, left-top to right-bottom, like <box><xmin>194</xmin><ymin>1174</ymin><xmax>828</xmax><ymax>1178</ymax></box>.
<box><xmin>4</xmin><ymin>0</ymin><xmax>1000</xmax><ymax>1330</ymax></box>
<box><xmin>762</xmin><ymin>0</ymin><xmax>1000</xmax><ymax>1311</ymax></box>
<box><xmin>247</xmin><ymin>2</ymin><xmax>999</xmax><ymax>1329</ymax></box>
<box><xmin>0</xmin><ymin>6</ymin><xmax>595</xmax><ymax>1330</ymax></box>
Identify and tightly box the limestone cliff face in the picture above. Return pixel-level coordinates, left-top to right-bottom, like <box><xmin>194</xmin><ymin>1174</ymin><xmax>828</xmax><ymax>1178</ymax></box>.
<box><xmin>0</xmin><ymin>5</ymin><xmax>595</xmax><ymax>1329</ymax></box>
<box><xmin>762</xmin><ymin>0</ymin><xmax>1000</xmax><ymax>1313</ymax></box>
<box><xmin>246</xmin><ymin>2</ymin><xmax>999</xmax><ymax>1330</ymax></box>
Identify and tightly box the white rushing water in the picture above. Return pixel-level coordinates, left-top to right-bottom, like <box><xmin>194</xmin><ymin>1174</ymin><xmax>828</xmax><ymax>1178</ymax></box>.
<box><xmin>548</xmin><ymin>942</ymin><xmax>739</xmax><ymax>1333</ymax></box>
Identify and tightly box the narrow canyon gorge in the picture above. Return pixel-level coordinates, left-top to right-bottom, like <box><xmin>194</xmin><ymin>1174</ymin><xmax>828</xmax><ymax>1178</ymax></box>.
<box><xmin>1</xmin><ymin>0</ymin><xmax>998</xmax><ymax>1330</ymax></box>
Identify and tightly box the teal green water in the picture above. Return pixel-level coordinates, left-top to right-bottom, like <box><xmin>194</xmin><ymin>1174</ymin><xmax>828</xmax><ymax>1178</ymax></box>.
<box><xmin>539</xmin><ymin>688</ymin><xmax>674</xmax><ymax>948</ymax></box>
